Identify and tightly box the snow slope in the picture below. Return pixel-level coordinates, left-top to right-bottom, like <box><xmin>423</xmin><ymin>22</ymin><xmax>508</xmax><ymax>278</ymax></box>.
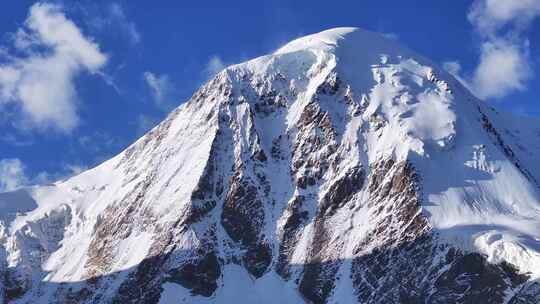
<box><xmin>278</xmin><ymin>27</ymin><xmax>540</xmax><ymax>279</ymax></box>
<box><xmin>0</xmin><ymin>27</ymin><xmax>539</xmax><ymax>303</ymax></box>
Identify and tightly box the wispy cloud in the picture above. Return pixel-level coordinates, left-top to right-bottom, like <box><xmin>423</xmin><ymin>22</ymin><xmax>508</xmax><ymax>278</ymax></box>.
<box><xmin>0</xmin><ymin>133</ymin><xmax>33</xmax><ymax>147</ymax></box>
<box><xmin>442</xmin><ymin>60</ymin><xmax>471</xmax><ymax>90</ymax></box>
<box><xmin>0</xmin><ymin>2</ymin><xmax>107</xmax><ymax>133</ymax></box>
<box><xmin>143</xmin><ymin>71</ymin><xmax>176</xmax><ymax>111</ymax></box>
<box><xmin>381</xmin><ymin>32</ymin><xmax>399</xmax><ymax>41</ymax></box>
<box><xmin>95</xmin><ymin>70</ymin><xmax>122</xmax><ymax>95</ymax></box>
<box><xmin>0</xmin><ymin>157</ymin><xmax>93</xmax><ymax>191</ymax></box>
<box><xmin>0</xmin><ymin>158</ymin><xmax>28</xmax><ymax>192</ymax></box>
<box><xmin>136</xmin><ymin>114</ymin><xmax>159</xmax><ymax>136</ymax></box>
<box><xmin>442</xmin><ymin>61</ymin><xmax>462</xmax><ymax>77</ymax></box>
<box><xmin>204</xmin><ymin>55</ymin><xmax>227</xmax><ymax>78</ymax></box>
<box><xmin>77</xmin><ymin>130</ymin><xmax>121</xmax><ymax>155</ymax></box>
<box><xmin>80</xmin><ymin>2</ymin><xmax>141</xmax><ymax>45</ymax></box>
<box><xmin>33</xmin><ymin>162</ymin><xmax>88</xmax><ymax>184</ymax></box>
<box><xmin>448</xmin><ymin>0</ymin><xmax>540</xmax><ymax>100</ymax></box>
<box><xmin>107</xmin><ymin>3</ymin><xmax>141</xmax><ymax>45</ymax></box>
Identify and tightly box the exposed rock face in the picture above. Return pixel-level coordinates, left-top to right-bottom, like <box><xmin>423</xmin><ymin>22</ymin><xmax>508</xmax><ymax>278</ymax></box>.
<box><xmin>478</xmin><ymin>106</ymin><xmax>539</xmax><ymax>187</ymax></box>
<box><xmin>276</xmin><ymin>195</ymin><xmax>308</xmax><ymax>279</ymax></box>
<box><xmin>511</xmin><ymin>282</ymin><xmax>540</xmax><ymax>304</ymax></box>
<box><xmin>167</xmin><ymin>252</ymin><xmax>221</xmax><ymax>297</ymax></box>
<box><xmin>1</xmin><ymin>27</ymin><xmax>540</xmax><ymax>304</ymax></box>
<box><xmin>3</xmin><ymin>205</ymin><xmax>72</xmax><ymax>302</ymax></box>
<box><xmin>347</xmin><ymin>160</ymin><xmax>529</xmax><ymax>304</ymax></box>
<box><xmin>221</xmin><ymin>173</ymin><xmax>271</xmax><ymax>278</ymax></box>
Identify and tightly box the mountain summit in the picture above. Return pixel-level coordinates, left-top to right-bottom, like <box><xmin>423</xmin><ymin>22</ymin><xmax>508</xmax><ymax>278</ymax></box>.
<box><xmin>1</xmin><ymin>27</ymin><xmax>540</xmax><ymax>303</ymax></box>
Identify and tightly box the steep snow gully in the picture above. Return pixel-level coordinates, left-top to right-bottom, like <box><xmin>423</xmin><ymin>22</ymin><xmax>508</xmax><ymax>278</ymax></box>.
<box><xmin>1</xmin><ymin>27</ymin><xmax>540</xmax><ymax>303</ymax></box>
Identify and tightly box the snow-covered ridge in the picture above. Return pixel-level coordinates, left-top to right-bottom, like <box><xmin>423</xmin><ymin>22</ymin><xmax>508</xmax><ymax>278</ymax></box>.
<box><xmin>274</xmin><ymin>27</ymin><xmax>358</xmax><ymax>54</ymax></box>
<box><xmin>0</xmin><ymin>27</ymin><xmax>540</xmax><ymax>303</ymax></box>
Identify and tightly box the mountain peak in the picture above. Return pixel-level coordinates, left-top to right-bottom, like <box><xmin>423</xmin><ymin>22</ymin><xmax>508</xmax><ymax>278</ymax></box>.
<box><xmin>274</xmin><ymin>27</ymin><xmax>358</xmax><ymax>54</ymax></box>
<box><xmin>274</xmin><ymin>27</ymin><xmax>403</xmax><ymax>55</ymax></box>
<box><xmin>2</xmin><ymin>27</ymin><xmax>540</xmax><ymax>304</ymax></box>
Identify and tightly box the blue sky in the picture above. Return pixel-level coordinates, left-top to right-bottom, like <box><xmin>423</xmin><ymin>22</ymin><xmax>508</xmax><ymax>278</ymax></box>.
<box><xmin>0</xmin><ymin>0</ymin><xmax>539</xmax><ymax>190</ymax></box>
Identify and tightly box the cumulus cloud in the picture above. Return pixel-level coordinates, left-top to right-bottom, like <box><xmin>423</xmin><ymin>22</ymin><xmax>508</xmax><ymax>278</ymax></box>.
<box><xmin>0</xmin><ymin>158</ymin><xmax>28</xmax><ymax>192</ymax></box>
<box><xmin>459</xmin><ymin>0</ymin><xmax>540</xmax><ymax>100</ymax></box>
<box><xmin>472</xmin><ymin>38</ymin><xmax>532</xmax><ymax>99</ymax></box>
<box><xmin>0</xmin><ymin>3</ymin><xmax>107</xmax><ymax>133</ymax></box>
<box><xmin>204</xmin><ymin>55</ymin><xmax>227</xmax><ymax>78</ymax></box>
<box><xmin>143</xmin><ymin>71</ymin><xmax>176</xmax><ymax>111</ymax></box>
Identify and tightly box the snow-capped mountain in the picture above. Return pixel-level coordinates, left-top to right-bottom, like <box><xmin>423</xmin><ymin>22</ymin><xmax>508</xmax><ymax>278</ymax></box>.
<box><xmin>1</xmin><ymin>27</ymin><xmax>540</xmax><ymax>303</ymax></box>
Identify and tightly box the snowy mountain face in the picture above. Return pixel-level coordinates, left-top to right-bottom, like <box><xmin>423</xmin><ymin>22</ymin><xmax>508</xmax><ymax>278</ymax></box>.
<box><xmin>1</xmin><ymin>27</ymin><xmax>540</xmax><ymax>304</ymax></box>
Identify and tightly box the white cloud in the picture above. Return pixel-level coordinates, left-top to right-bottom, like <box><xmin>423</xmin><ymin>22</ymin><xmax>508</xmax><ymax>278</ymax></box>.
<box><xmin>143</xmin><ymin>71</ymin><xmax>175</xmax><ymax>111</ymax></box>
<box><xmin>205</xmin><ymin>55</ymin><xmax>227</xmax><ymax>78</ymax></box>
<box><xmin>108</xmin><ymin>3</ymin><xmax>141</xmax><ymax>45</ymax></box>
<box><xmin>0</xmin><ymin>3</ymin><xmax>107</xmax><ymax>132</ymax></box>
<box><xmin>0</xmin><ymin>158</ymin><xmax>28</xmax><ymax>192</ymax></box>
<box><xmin>96</xmin><ymin>70</ymin><xmax>122</xmax><ymax>95</ymax></box>
<box><xmin>468</xmin><ymin>0</ymin><xmax>540</xmax><ymax>36</ymax></box>
<box><xmin>460</xmin><ymin>0</ymin><xmax>540</xmax><ymax>100</ymax></box>
<box><xmin>472</xmin><ymin>38</ymin><xmax>532</xmax><ymax>99</ymax></box>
